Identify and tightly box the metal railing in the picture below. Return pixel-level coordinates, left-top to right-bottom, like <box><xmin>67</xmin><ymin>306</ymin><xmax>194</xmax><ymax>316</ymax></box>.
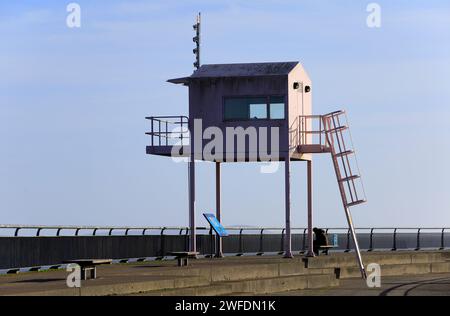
<box><xmin>145</xmin><ymin>116</ymin><xmax>189</xmax><ymax>147</ymax></box>
<box><xmin>1</xmin><ymin>225</ymin><xmax>449</xmax><ymax>271</ymax></box>
<box><xmin>1</xmin><ymin>225</ymin><xmax>449</xmax><ymax>252</ymax></box>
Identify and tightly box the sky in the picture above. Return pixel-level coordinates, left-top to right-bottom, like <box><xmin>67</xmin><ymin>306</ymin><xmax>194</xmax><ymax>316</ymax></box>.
<box><xmin>1</xmin><ymin>0</ymin><xmax>450</xmax><ymax>229</ymax></box>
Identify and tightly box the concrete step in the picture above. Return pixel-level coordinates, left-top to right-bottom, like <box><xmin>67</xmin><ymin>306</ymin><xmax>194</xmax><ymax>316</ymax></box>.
<box><xmin>222</xmin><ymin>273</ymin><xmax>339</xmax><ymax>295</ymax></box>
<box><xmin>139</xmin><ymin>272</ymin><xmax>339</xmax><ymax>296</ymax></box>
<box><xmin>139</xmin><ymin>284</ymin><xmax>234</xmax><ymax>296</ymax></box>
<box><xmin>13</xmin><ymin>275</ymin><xmax>211</xmax><ymax>296</ymax></box>
<box><xmin>304</xmin><ymin>252</ymin><xmax>447</xmax><ymax>269</ymax></box>
<box><xmin>339</xmin><ymin>261</ymin><xmax>450</xmax><ymax>279</ymax></box>
<box><xmin>142</xmin><ymin>261</ymin><xmax>334</xmax><ymax>282</ymax></box>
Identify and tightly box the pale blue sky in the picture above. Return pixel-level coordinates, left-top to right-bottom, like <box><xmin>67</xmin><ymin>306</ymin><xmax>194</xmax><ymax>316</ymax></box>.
<box><xmin>1</xmin><ymin>0</ymin><xmax>450</xmax><ymax>228</ymax></box>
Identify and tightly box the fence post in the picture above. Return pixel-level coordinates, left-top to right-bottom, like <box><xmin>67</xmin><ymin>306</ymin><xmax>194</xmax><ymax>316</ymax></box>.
<box><xmin>440</xmin><ymin>228</ymin><xmax>446</xmax><ymax>250</ymax></box>
<box><xmin>257</xmin><ymin>229</ymin><xmax>264</xmax><ymax>256</ymax></box>
<box><xmin>158</xmin><ymin>227</ymin><xmax>167</xmax><ymax>259</ymax></box>
<box><xmin>368</xmin><ymin>228</ymin><xmax>374</xmax><ymax>252</ymax></box>
<box><xmin>301</xmin><ymin>228</ymin><xmax>307</xmax><ymax>254</ymax></box>
<box><xmin>185</xmin><ymin>228</ymin><xmax>190</xmax><ymax>252</ymax></box>
<box><xmin>345</xmin><ymin>229</ymin><xmax>351</xmax><ymax>252</ymax></box>
<box><xmin>415</xmin><ymin>228</ymin><xmax>421</xmax><ymax>251</ymax></box>
<box><xmin>237</xmin><ymin>229</ymin><xmax>244</xmax><ymax>256</ymax></box>
<box><xmin>391</xmin><ymin>228</ymin><xmax>397</xmax><ymax>251</ymax></box>
<box><xmin>279</xmin><ymin>229</ymin><xmax>285</xmax><ymax>255</ymax></box>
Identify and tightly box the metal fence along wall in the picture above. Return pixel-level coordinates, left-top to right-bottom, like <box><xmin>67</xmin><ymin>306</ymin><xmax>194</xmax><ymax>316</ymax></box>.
<box><xmin>1</xmin><ymin>231</ymin><xmax>450</xmax><ymax>270</ymax></box>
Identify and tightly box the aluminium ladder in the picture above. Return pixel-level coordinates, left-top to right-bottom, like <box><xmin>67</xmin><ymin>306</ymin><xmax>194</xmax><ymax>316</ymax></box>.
<box><xmin>322</xmin><ymin>110</ymin><xmax>367</xmax><ymax>279</ymax></box>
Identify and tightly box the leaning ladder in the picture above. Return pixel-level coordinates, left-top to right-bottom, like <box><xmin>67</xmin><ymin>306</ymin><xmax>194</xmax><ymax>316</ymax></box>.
<box><xmin>322</xmin><ymin>111</ymin><xmax>367</xmax><ymax>279</ymax></box>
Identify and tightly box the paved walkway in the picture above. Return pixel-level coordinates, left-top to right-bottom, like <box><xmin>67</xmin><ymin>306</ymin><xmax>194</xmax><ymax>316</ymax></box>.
<box><xmin>2</xmin><ymin>253</ymin><xmax>450</xmax><ymax>296</ymax></box>
<box><xmin>275</xmin><ymin>273</ymin><xmax>450</xmax><ymax>296</ymax></box>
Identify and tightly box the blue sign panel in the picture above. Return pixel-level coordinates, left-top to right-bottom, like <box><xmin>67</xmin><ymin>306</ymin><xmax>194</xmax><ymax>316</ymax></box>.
<box><xmin>203</xmin><ymin>213</ymin><xmax>229</xmax><ymax>237</ymax></box>
<box><xmin>332</xmin><ymin>234</ymin><xmax>339</xmax><ymax>247</ymax></box>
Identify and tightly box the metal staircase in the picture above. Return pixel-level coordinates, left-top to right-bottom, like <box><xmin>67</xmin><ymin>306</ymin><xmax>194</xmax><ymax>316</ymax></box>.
<box><xmin>297</xmin><ymin>110</ymin><xmax>367</xmax><ymax>278</ymax></box>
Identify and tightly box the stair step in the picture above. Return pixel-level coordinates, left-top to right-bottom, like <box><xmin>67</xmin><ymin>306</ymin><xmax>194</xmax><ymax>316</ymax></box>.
<box><xmin>346</xmin><ymin>200</ymin><xmax>366</xmax><ymax>207</ymax></box>
<box><xmin>334</xmin><ymin>150</ymin><xmax>354</xmax><ymax>158</ymax></box>
<box><xmin>338</xmin><ymin>175</ymin><xmax>360</xmax><ymax>183</ymax></box>
<box><xmin>327</xmin><ymin>126</ymin><xmax>348</xmax><ymax>133</ymax></box>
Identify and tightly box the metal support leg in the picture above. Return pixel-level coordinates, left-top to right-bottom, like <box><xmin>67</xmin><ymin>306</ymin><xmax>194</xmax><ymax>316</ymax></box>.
<box><xmin>306</xmin><ymin>160</ymin><xmax>315</xmax><ymax>257</ymax></box>
<box><xmin>284</xmin><ymin>157</ymin><xmax>293</xmax><ymax>258</ymax></box>
<box><xmin>344</xmin><ymin>207</ymin><xmax>366</xmax><ymax>279</ymax></box>
<box><xmin>188</xmin><ymin>155</ymin><xmax>196</xmax><ymax>253</ymax></box>
<box><xmin>215</xmin><ymin>162</ymin><xmax>223</xmax><ymax>258</ymax></box>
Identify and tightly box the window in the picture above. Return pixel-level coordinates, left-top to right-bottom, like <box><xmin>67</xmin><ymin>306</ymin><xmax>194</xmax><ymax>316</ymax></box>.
<box><xmin>224</xmin><ymin>96</ymin><xmax>285</xmax><ymax>121</ymax></box>
<box><xmin>269</xmin><ymin>96</ymin><xmax>285</xmax><ymax>119</ymax></box>
<box><xmin>249</xmin><ymin>101</ymin><xmax>267</xmax><ymax>119</ymax></box>
<box><xmin>223</xmin><ymin>98</ymin><xmax>249</xmax><ymax>120</ymax></box>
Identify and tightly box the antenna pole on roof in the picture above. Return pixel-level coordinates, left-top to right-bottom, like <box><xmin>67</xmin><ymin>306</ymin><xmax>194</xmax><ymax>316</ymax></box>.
<box><xmin>193</xmin><ymin>12</ymin><xmax>201</xmax><ymax>69</ymax></box>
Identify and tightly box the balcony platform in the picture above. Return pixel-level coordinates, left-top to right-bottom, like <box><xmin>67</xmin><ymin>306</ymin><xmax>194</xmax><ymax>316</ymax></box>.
<box><xmin>146</xmin><ymin>145</ymin><xmax>188</xmax><ymax>157</ymax></box>
<box><xmin>296</xmin><ymin>144</ymin><xmax>331</xmax><ymax>154</ymax></box>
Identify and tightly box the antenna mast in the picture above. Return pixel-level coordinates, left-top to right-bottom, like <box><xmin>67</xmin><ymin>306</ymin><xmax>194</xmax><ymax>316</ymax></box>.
<box><xmin>193</xmin><ymin>12</ymin><xmax>201</xmax><ymax>69</ymax></box>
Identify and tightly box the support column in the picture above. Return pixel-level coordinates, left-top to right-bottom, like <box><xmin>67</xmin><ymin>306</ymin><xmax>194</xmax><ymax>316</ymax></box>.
<box><xmin>215</xmin><ymin>162</ymin><xmax>223</xmax><ymax>257</ymax></box>
<box><xmin>284</xmin><ymin>156</ymin><xmax>293</xmax><ymax>258</ymax></box>
<box><xmin>306</xmin><ymin>160</ymin><xmax>315</xmax><ymax>257</ymax></box>
<box><xmin>188</xmin><ymin>154</ymin><xmax>196</xmax><ymax>253</ymax></box>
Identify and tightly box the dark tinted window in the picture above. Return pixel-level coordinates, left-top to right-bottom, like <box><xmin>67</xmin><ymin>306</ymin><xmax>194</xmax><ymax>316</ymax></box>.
<box><xmin>224</xmin><ymin>96</ymin><xmax>285</xmax><ymax>121</ymax></box>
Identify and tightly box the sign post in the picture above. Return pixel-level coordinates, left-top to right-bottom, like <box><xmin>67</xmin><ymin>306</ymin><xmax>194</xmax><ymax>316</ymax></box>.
<box><xmin>203</xmin><ymin>213</ymin><xmax>228</xmax><ymax>257</ymax></box>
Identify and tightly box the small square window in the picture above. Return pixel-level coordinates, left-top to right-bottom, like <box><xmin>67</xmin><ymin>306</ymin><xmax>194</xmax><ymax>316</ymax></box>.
<box><xmin>270</xmin><ymin>97</ymin><xmax>285</xmax><ymax>119</ymax></box>
<box><xmin>249</xmin><ymin>103</ymin><xmax>267</xmax><ymax>119</ymax></box>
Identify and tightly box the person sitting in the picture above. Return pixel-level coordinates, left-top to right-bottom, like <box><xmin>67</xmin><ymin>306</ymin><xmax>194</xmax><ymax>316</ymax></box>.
<box><xmin>313</xmin><ymin>227</ymin><xmax>329</xmax><ymax>256</ymax></box>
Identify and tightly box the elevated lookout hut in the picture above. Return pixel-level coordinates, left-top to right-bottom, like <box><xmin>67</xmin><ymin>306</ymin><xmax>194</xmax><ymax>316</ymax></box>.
<box><xmin>146</xmin><ymin>61</ymin><xmax>368</xmax><ymax>278</ymax></box>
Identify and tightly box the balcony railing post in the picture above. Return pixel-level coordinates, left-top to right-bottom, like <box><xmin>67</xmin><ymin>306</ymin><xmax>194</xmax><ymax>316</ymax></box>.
<box><xmin>166</xmin><ymin>121</ymin><xmax>168</xmax><ymax>146</ymax></box>
<box><xmin>151</xmin><ymin>118</ymin><xmax>154</xmax><ymax>147</ymax></box>
<box><xmin>158</xmin><ymin>120</ymin><xmax>161</xmax><ymax>146</ymax></box>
